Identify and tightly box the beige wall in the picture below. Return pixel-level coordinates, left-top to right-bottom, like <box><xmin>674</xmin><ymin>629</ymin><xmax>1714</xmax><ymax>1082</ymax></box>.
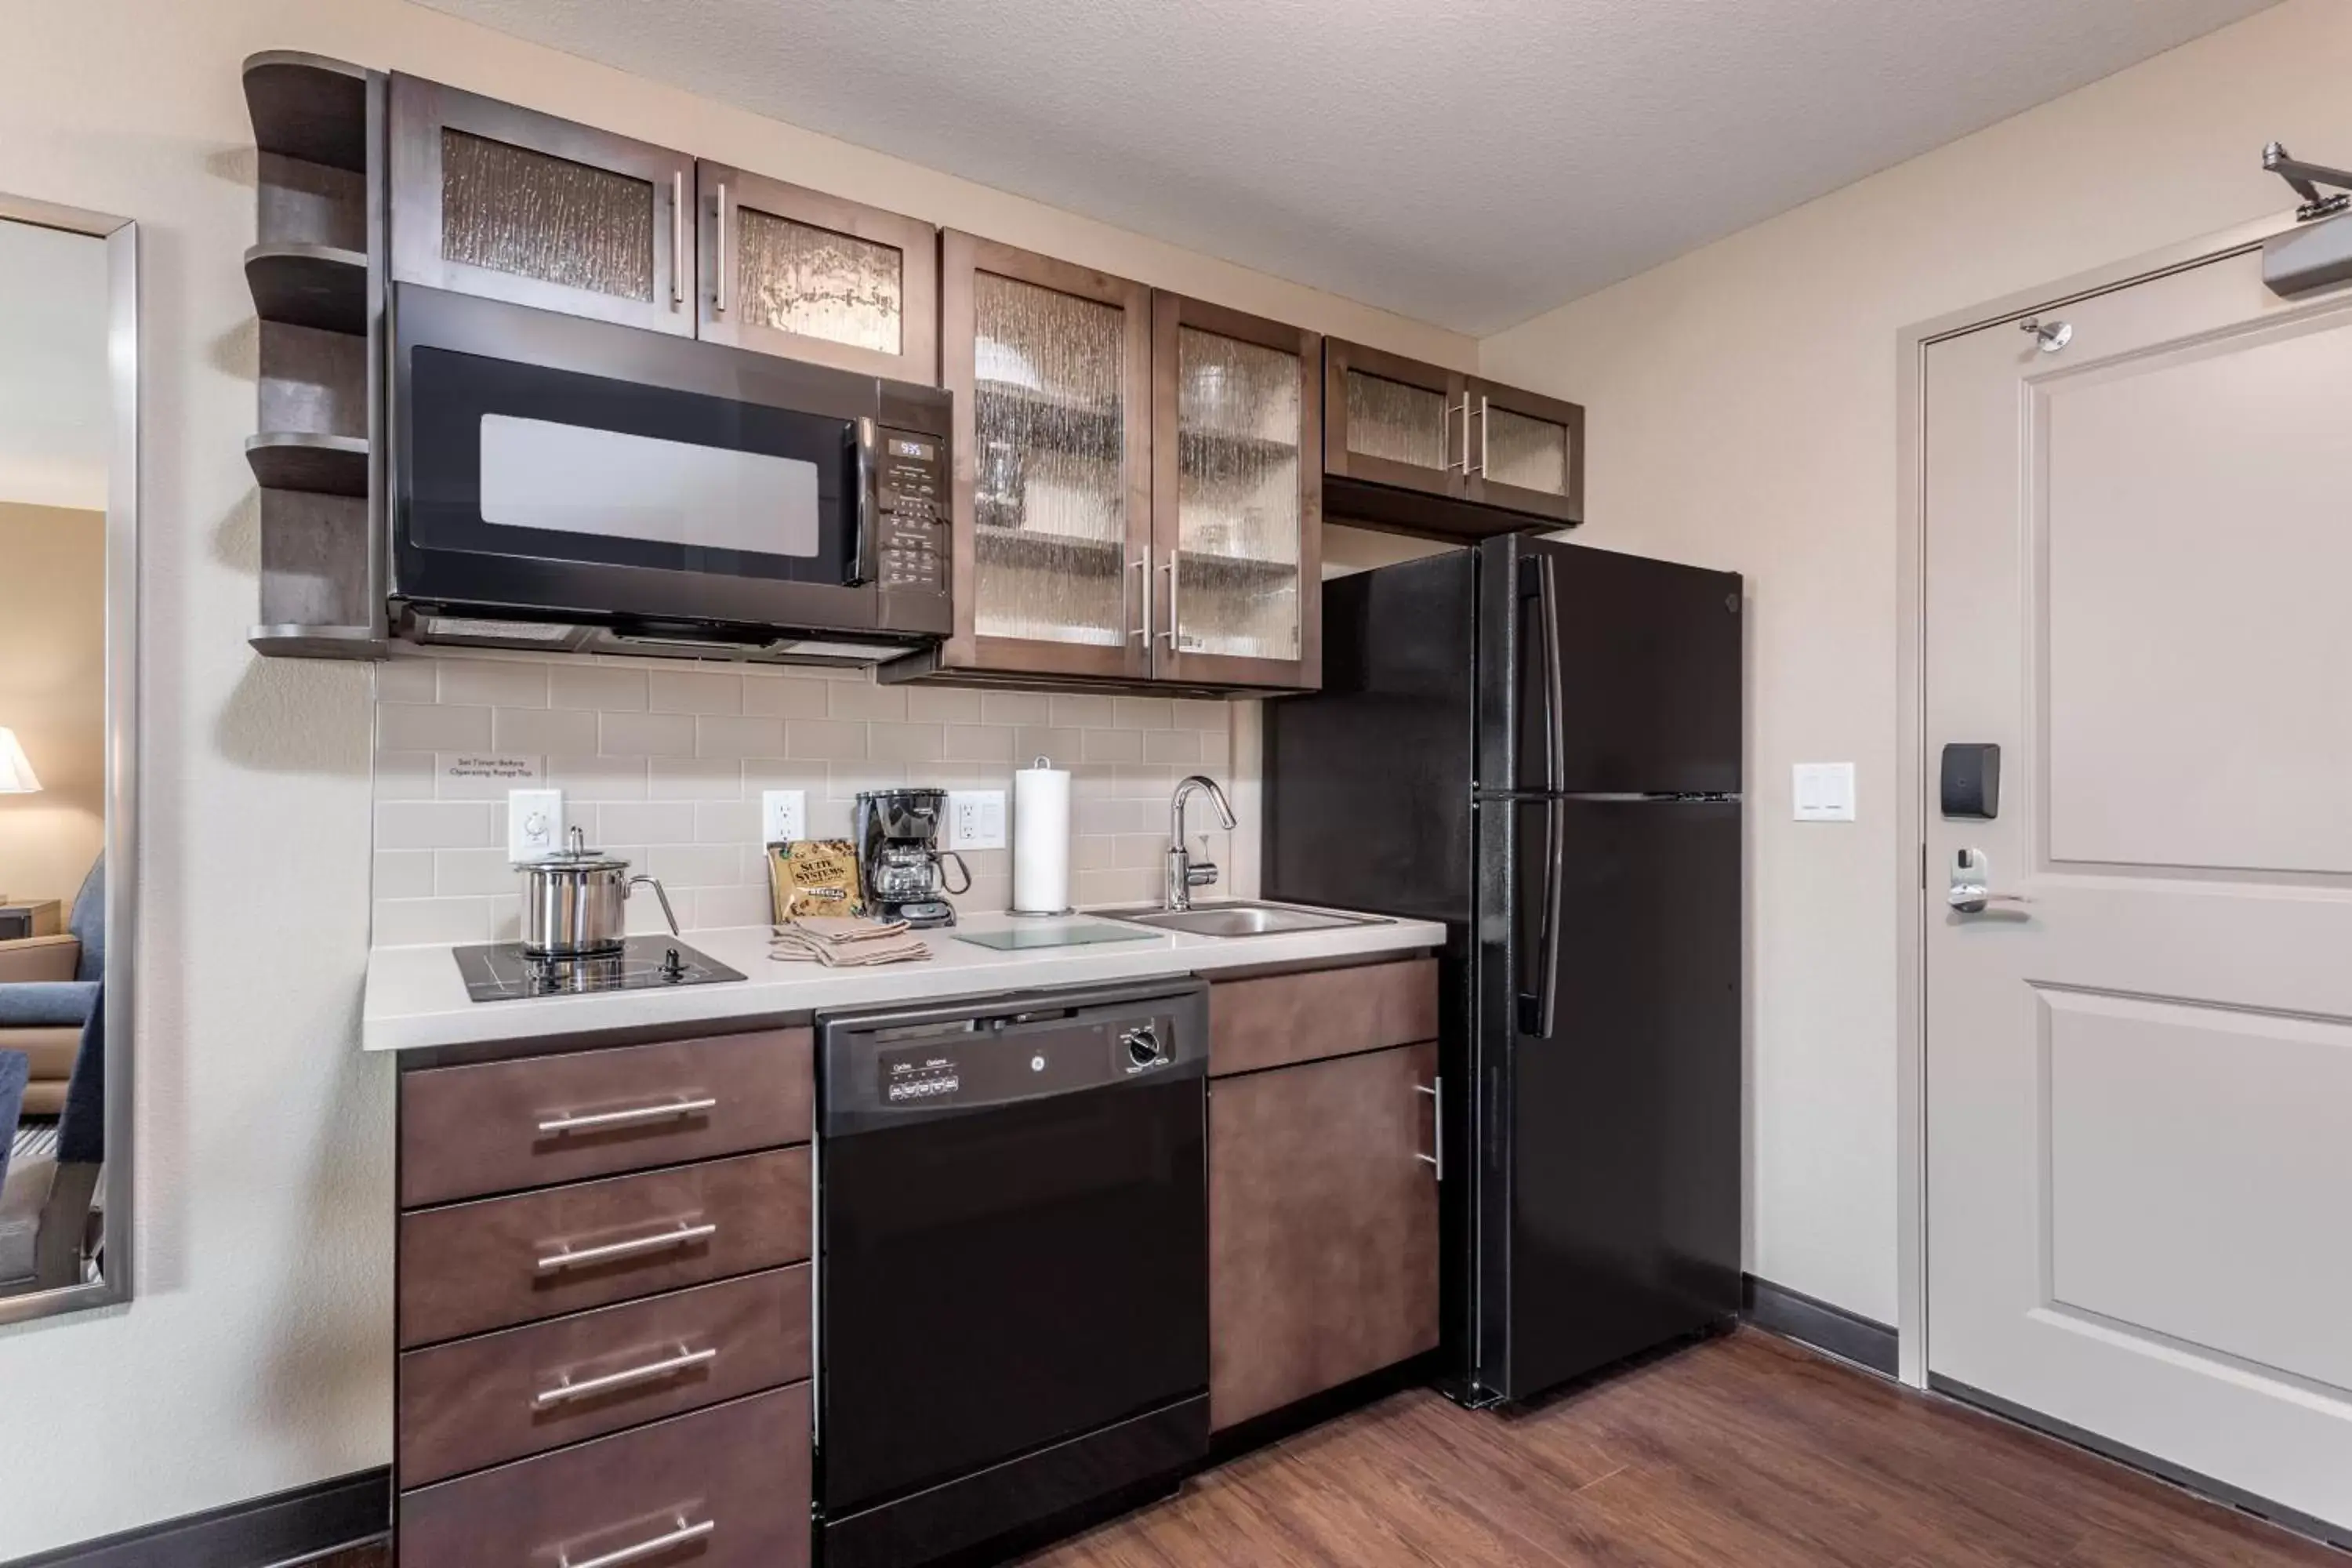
<box><xmin>0</xmin><ymin>0</ymin><xmax>1468</xmax><ymax>1555</ymax></box>
<box><xmin>1479</xmin><ymin>0</ymin><xmax>2349</xmax><ymax>1325</ymax></box>
<box><xmin>0</xmin><ymin>503</ymin><xmax>105</xmax><ymax>909</ymax></box>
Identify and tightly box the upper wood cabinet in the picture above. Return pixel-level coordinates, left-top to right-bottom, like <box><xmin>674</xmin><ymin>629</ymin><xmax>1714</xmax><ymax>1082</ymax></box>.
<box><xmin>1325</xmin><ymin>339</ymin><xmax>1584</xmax><ymax>528</ymax></box>
<box><xmin>1151</xmin><ymin>295</ymin><xmax>1321</xmax><ymax>690</ymax></box>
<box><xmin>696</xmin><ymin>163</ymin><xmax>938</xmax><ymax>383</ymax></box>
<box><xmin>933</xmin><ymin>230</ymin><xmax>1156</xmax><ymax>684</ymax></box>
<box><xmin>389</xmin><ymin>75</ymin><xmax>696</xmax><ymax>336</ymax></box>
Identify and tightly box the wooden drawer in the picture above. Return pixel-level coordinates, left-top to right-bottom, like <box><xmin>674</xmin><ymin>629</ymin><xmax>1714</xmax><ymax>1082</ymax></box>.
<box><xmin>399</xmin><ymin>1265</ymin><xmax>809</xmax><ymax>1487</ymax></box>
<box><xmin>401</xmin><ymin>1028</ymin><xmax>812</xmax><ymax>1207</ymax></box>
<box><xmin>398</xmin><ymin>1384</ymin><xmax>810</xmax><ymax>1568</ymax></box>
<box><xmin>399</xmin><ymin>1148</ymin><xmax>810</xmax><ymax>1348</ymax></box>
<box><xmin>1208</xmin><ymin>957</ymin><xmax>1439</xmax><ymax>1077</ymax></box>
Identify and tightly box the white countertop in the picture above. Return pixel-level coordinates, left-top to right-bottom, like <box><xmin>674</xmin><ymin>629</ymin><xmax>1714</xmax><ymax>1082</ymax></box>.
<box><xmin>361</xmin><ymin>906</ymin><xmax>1446</xmax><ymax>1053</ymax></box>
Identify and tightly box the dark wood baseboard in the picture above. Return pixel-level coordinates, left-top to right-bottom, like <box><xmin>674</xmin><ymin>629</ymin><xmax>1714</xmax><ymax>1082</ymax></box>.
<box><xmin>1743</xmin><ymin>1273</ymin><xmax>1900</xmax><ymax>1377</ymax></box>
<box><xmin>2</xmin><ymin>1468</ymin><xmax>388</xmax><ymax>1568</ymax></box>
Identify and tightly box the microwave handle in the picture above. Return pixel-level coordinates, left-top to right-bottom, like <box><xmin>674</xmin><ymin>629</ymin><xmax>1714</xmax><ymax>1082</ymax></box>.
<box><xmin>849</xmin><ymin>418</ymin><xmax>879</xmax><ymax>587</ymax></box>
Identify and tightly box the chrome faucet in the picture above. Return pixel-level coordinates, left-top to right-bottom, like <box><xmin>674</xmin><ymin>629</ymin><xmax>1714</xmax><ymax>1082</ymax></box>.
<box><xmin>1164</xmin><ymin>775</ymin><xmax>1238</xmax><ymax>911</ymax></box>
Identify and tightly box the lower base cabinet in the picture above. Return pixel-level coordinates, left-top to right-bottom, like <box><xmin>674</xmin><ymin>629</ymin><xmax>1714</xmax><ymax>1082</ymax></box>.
<box><xmin>1209</xmin><ymin>1040</ymin><xmax>1441</xmax><ymax>1428</ymax></box>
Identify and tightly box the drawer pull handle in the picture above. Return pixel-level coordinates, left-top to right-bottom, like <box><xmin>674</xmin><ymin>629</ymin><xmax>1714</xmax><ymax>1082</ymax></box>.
<box><xmin>557</xmin><ymin>1514</ymin><xmax>715</xmax><ymax>1568</ymax></box>
<box><xmin>533</xmin><ymin>1343</ymin><xmax>718</xmax><ymax>1409</ymax></box>
<box><xmin>535</xmin><ymin>1221</ymin><xmax>717</xmax><ymax>1275</ymax></box>
<box><xmin>537</xmin><ymin>1096</ymin><xmax>718</xmax><ymax>1137</ymax></box>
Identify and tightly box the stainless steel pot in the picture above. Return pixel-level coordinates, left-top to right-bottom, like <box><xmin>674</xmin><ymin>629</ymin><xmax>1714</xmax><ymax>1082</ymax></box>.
<box><xmin>517</xmin><ymin>826</ymin><xmax>679</xmax><ymax>957</ymax></box>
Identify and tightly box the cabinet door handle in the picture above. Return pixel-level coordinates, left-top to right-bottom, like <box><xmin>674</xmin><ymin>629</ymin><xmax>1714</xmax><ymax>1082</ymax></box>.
<box><xmin>1446</xmin><ymin>397</ymin><xmax>1470</xmax><ymax>474</ymax></box>
<box><xmin>670</xmin><ymin>171</ymin><xmax>685</xmax><ymax>307</ymax></box>
<box><xmin>1416</xmin><ymin>1077</ymin><xmax>1442</xmax><ymax>1178</ymax></box>
<box><xmin>1465</xmin><ymin>395</ymin><xmax>1488</xmax><ymax>478</ymax></box>
<box><xmin>714</xmin><ymin>181</ymin><xmax>729</xmax><ymax>315</ymax></box>
<box><xmin>1129</xmin><ymin>556</ymin><xmax>1149</xmax><ymax>644</ymax></box>
<box><xmin>536</xmin><ymin>1096</ymin><xmax>717</xmax><ymax>1137</ymax></box>
<box><xmin>1156</xmin><ymin>558</ymin><xmax>1180</xmax><ymax>652</ymax></box>
<box><xmin>557</xmin><ymin>1514</ymin><xmax>716</xmax><ymax>1568</ymax></box>
<box><xmin>532</xmin><ymin>1343</ymin><xmax>718</xmax><ymax>1409</ymax></box>
<box><xmin>535</xmin><ymin>1220</ymin><xmax>716</xmax><ymax>1275</ymax></box>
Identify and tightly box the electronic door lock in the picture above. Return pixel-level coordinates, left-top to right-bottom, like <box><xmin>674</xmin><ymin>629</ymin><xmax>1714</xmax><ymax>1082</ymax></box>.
<box><xmin>1947</xmin><ymin>848</ymin><xmax>2031</xmax><ymax>914</ymax></box>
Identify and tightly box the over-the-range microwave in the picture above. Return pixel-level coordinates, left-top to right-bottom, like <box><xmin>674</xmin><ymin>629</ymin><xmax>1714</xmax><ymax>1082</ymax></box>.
<box><xmin>388</xmin><ymin>283</ymin><xmax>950</xmax><ymax>666</ymax></box>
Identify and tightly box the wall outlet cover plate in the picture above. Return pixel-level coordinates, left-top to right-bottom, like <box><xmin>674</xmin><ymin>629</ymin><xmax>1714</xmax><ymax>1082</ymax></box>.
<box><xmin>947</xmin><ymin>789</ymin><xmax>1007</xmax><ymax>851</ymax></box>
<box><xmin>1793</xmin><ymin>762</ymin><xmax>1857</xmax><ymax>822</ymax></box>
<box><xmin>761</xmin><ymin>789</ymin><xmax>807</xmax><ymax>844</ymax></box>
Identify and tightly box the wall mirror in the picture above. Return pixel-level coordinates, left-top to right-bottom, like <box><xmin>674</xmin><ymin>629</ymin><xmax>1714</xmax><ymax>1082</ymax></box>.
<box><xmin>0</xmin><ymin>195</ymin><xmax>136</xmax><ymax>1325</ymax></box>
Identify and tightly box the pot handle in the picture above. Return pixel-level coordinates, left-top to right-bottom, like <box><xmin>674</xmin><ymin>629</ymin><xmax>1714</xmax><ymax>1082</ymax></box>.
<box><xmin>626</xmin><ymin>874</ymin><xmax>681</xmax><ymax>936</ymax></box>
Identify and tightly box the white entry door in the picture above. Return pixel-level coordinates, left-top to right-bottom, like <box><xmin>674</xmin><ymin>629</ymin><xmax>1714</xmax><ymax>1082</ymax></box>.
<box><xmin>1925</xmin><ymin>240</ymin><xmax>2352</xmax><ymax>1537</ymax></box>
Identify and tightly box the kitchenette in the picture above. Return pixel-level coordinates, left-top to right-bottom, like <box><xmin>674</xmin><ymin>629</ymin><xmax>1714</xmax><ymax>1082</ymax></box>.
<box><xmin>244</xmin><ymin>38</ymin><xmax>1740</xmax><ymax>1568</ymax></box>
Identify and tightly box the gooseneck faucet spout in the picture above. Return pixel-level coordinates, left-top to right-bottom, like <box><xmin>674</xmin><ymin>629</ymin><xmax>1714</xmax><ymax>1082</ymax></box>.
<box><xmin>1164</xmin><ymin>775</ymin><xmax>1239</xmax><ymax>912</ymax></box>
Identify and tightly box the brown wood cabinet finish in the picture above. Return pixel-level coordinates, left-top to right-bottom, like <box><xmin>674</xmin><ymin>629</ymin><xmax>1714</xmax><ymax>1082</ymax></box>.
<box><xmin>398</xmin><ymin>1148</ymin><xmax>810</xmax><ymax>1348</ymax></box>
<box><xmin>398</xmin><ymin>1265</ymin><xmax>809</xmax><ymax>1487</ymax></box>
<box><xmin>1208</xmin><ymin>1040</ymin><xmax>1440</xmax><ymax>1429</ymax></box>
<box><xmin>1207</xmin><ymin>957</ymin><xmax>1439</xmax><ymax>1077</ymax></box>
<box><xmin>398</xmin><ymin>1027</ymin><xmax>813</xmax><ymax>1207</ymax></box>
<box><xmin>397</xmin><ymin>1385</ymin><xmax>811</xmax><ymax>1568</ymax></box>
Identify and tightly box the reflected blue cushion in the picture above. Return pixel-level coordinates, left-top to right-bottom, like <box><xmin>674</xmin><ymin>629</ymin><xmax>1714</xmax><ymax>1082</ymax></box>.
<box><xmin>67</xmin><ymin>856</ymin><xmax>103</xmax><ymax>983</ymax></box>
<box><xmin>0</xmin><ymin>1050</ymin><xmax>25</xmax><ymax>1190</ymax></box>
<box><xmin>0</xmin><ymin>982</ymin><xmax>100</xmax><ymax>1029</ymax></box>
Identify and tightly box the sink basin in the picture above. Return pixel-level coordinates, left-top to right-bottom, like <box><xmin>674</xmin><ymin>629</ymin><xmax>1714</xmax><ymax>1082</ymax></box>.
<box><xmin>1097</xmin><ymin>902</ymin><xmax>1385</xmax><ymax>938</ymax></box>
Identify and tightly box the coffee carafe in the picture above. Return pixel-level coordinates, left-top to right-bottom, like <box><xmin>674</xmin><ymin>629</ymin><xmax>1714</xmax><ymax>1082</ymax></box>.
<box><xmin>853</xmin><ymin>788</ymin><xmax>972</xmax><ymax>928</ymax></box>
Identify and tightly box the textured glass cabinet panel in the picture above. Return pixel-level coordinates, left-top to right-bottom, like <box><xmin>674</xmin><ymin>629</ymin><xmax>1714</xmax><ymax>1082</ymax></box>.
<box><xmin>738</xmin><ymin>209</ymin><xmax>902</xmax><ymax>354</ymax></box>
<box><xmin>440</xmin><ymin>129</ymin><xmax>655</xmax><ymax>302</ymax></box>
<box><xmin>1483</xmin><ymin>405</ymin><xmax>1570</xmax><ymax>495</ymax></box>
<box><xmin>1344</xmin><ymin>368</ymin><xmax>1448</xmax><ymax>473</ymax></box>
<box><xmin>970</xmin><ymin>271</ymin><xmax>1127</xmax><ymax>647</ymax></box>
<box><xmin>1174</xmin><ymin>328</ymin><xmax>1301</xmax><ymax>661</ymax></box>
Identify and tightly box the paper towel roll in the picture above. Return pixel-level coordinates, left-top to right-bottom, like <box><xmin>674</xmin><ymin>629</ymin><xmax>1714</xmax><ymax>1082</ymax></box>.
<box><xmin>1013</xmin><ymin>757</ymin><xmax>1073</xmax><ymax>913</ymax></box>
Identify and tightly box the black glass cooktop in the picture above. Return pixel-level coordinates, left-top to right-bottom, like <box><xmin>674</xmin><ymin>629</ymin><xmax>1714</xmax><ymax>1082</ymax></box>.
<box><xmin>454</xmin><ymin>936</ymin><xmax>746</xmax><ymax>1002</ymax></box>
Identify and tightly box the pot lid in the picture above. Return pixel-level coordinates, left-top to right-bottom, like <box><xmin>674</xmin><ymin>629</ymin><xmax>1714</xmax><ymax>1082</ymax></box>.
<box><xmin>517</xmin><ymin>825</ymin><xmax>630</xmax><ymax>873</ymax></box>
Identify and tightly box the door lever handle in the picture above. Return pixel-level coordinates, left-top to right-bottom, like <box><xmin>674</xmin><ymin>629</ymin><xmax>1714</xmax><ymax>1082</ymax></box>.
<box><xmin>1948</xmin><ymin>848</ymin><xmax>2031</xmax><ymax>914</ymax></box>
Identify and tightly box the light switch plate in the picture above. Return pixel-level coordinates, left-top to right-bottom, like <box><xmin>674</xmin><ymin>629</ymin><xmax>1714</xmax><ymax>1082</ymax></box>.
<box><xmin>1793</xmin><ymin>762</ymin><xmax>1857</xmax><ymax>822</ymax></box>
<box><xmin>947</xmin><ymin>789</ymin><xmax>1007</xmax><ymax>850</ymax></box>
<box><xmin>760</xmin><ymin>789</ymin><xmax>807</xmax><ymax>844</ymax></box>
<box><xmin>507</xmin><ymin>788</ymin><xmax>564</xmax><ymax>859</ymax></box>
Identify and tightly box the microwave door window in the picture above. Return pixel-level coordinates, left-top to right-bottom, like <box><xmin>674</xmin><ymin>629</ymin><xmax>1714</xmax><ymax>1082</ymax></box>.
<box><xmin>478</xmin><ymin>415</ymin><xmax>822</xmax><ymax>559</ymax></box>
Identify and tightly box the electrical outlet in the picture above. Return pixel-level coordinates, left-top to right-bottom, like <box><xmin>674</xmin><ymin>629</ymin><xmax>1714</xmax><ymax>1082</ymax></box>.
<box><xmin>946</xmin><ymin>789</ymin><xmax>1007</xmax><ymax>850</ymax></box>
<box><xmin>760</xmin><ymin>789</ymin><xmax>807</xmax><ymax>844</ymax></box>
<box><xmin>508</xmin><ymin>788</ymin><xmax>564</xmax><ymax>859</ymax></box>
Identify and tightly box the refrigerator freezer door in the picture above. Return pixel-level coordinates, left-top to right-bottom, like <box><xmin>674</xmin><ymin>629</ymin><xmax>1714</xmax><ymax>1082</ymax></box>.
<box><xmin>1473</xmin><ymin>795</ymin><xmax>1742</xmax><ymax>1403</ymax></box>
<box><xmin>1479</xmin><ymin>536</ymin><xmax>1744</xmax><ymax>798</ymax></box>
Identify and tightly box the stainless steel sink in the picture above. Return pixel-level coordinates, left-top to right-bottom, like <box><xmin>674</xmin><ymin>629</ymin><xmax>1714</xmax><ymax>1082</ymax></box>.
<box><xmin>1096</xmin><ymin>901</ymin><xmax>1385</xmax><ymax>938</ymax></box>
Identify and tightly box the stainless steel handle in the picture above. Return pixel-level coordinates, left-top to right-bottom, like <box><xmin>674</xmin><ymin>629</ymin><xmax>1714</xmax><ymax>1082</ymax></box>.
<box><xmin>535</xmin><ymin>1221</ymin><xmax>716</xmax><ymax>1275</ymax></box>
<box><xmin>1947</xmin><ymin>847</ymin><xmax>2032</xmax><ymax>914</ymax></box>
<box><xmin>713</xmin><ymin>180</ymin><xmax>729</xmax><ymax>314</ymax></box>
<box><xmin>536</xmin><ymin>1096</ymin><xmax>718</xmax><ymax>1137</ymax></box>
<box><xmin>1129</xmin><ymin>557</ymin><xmax>1150</xmax><ymax>644</ymax></box>
<box><xmin>557</xmin><ymin>1515</ymin><xmax>716</xmax><ymax>1568</ymax></box>
<box><xmin>533</xmin><ymin>1345</ymin><xmax>717</xmax><ymax>1410</ymax></box>
<box><xmin>1446</xmin><ymin>397</ymin><xmax>1470</xmax><ymax>473</ymax></box>
<box><xmin>670</xmin><ymin>172</ymin><xmax>685</xmax><ymax>307</ymax></box>
<box><xmin>1415</xmin><ymin>1078</ymin><xmax>1442</xmax><ymax>1178</ymax></box>
<box><xmin>1465</xmin><ymin>394</ymin><xmax>1488</xmax><ymax>477</ymax></box>
<box><xmin>1156</xmin><ymin>558</ymin><xmax>1180</xmax><ymax>652</ymax></box>
<box><xmin>626</xmin><ymin>874</ymin><xmax>680</xmax><ymax>936</ymax></box>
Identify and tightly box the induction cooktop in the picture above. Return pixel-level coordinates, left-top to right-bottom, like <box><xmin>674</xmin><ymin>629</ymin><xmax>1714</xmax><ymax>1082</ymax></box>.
<box><xmin>453</xmin><ymin>936</ymin><xmax>746</xmax><ymax>1002</ymax></box>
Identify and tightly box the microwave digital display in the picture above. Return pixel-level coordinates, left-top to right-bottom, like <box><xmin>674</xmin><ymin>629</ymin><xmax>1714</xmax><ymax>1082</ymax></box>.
<box><xmin>888</xmin><ymin>437</ymin><xmax>935</xmax><ymax>461</ymax></box>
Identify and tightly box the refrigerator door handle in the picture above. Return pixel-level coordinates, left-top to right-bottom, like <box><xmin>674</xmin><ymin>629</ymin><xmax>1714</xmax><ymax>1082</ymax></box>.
<box><xmin>1521</xmin><ymin>551</ymin><xmax>1567</xmax><ymax>793</ymax></box>
<box><xmin>1538</xmin><ymin>797</ymin><xmax>1564</xmax><ymax>1039</ymax></box>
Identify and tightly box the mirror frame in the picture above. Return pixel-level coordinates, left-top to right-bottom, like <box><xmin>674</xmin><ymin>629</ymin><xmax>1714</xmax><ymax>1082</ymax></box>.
<box><xmin>0</xmin><ymin>193</ymin><xmax>137</xmax><ymax>1327</ymax></box>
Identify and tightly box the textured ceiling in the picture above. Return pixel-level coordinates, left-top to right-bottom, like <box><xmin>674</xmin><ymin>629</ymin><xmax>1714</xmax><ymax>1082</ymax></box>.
<box><xmin>422</xmin><ymin>0</ymin><xmax>2277</xmax><ymax>335</ymax></box>
<box><xmin>0</xmin><ymin>218</ymin><xmax>109</xmax><ymax>512</ymax></box>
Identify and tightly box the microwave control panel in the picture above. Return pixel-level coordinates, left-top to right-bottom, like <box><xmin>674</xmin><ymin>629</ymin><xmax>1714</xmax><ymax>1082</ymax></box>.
<box><xmin>878</xmin><ymin>431</ymin><xmax>948</xmax><ymax>594</ymax></box>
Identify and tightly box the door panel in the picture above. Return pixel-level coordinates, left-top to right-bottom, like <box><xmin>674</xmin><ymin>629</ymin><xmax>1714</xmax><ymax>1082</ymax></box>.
<box><xmin>1465</xmin><ymin>377</ymin><xmax>1583</xmax><ymax>524</ymax></box>
<box><xmin>1926</xmin><ymin>244</ymin><xmax>2352</xmax><ymax>1533</ymax></box>
<box><xmin>1323</xmin><ymin>339</ymin><xmax>1464</xmax><ymax>500</ymax></box>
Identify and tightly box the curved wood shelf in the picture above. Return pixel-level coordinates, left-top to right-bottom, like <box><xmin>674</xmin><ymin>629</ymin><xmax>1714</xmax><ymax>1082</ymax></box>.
<box><xmin>245</xmin><ymin>432</ymin><xmax>368</xmax><ymax>496</ymax></box>
<box><xmin>243</xmin><ymin>52</ymin><xmax>368</xmax><ymax>172</ymax></box>
<box><xmin>245</xmin><ymin>243</ymin><xmax>366</xmax><ymax>334</ymax></box>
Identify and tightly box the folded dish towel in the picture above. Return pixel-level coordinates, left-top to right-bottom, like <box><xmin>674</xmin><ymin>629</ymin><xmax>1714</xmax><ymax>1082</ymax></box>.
<box><xmin>770</xmin><ymin>915</ymin><xmax>933</xmax><ymax>967</ymax></box>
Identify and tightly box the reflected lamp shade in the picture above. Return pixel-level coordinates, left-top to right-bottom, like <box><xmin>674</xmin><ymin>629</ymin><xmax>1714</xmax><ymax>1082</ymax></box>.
<box><xmin>0</xmin><ymin>728</ymin><xmax>40</xmax><ymax>793</ymax></box>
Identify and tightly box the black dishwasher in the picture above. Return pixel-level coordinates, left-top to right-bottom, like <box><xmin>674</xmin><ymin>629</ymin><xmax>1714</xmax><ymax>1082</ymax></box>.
<box><xmin>815</xmin><ymin>979</ymin><xmax>1210</xmax><ymax>1568</ymax></box>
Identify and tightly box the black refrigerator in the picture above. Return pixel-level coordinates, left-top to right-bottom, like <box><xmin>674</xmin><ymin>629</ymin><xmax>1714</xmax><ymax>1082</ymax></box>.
<box><xmin>1264</xmin><ymin>533</ymin><xmax>1743</xmax><ymax>1405</ymax></box>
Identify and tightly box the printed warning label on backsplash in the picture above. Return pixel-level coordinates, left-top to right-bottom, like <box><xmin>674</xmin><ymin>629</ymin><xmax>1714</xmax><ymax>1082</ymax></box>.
<box><xmin>445</xmin><ymin>755</ymin><xmax>541</xmax><ymax>782</ymax></box>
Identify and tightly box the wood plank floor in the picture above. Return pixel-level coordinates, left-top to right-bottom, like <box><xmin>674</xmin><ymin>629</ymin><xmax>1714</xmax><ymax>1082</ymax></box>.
<box><xmin>331</xmin><ymin>1330</ymin><xmax>2340</xmax><ymax>1566</ymax></box>
<box><xmin>1023</xmin><ymin>1330</ymin><xmax>2342</xmax><ymax>1567</ymax></box>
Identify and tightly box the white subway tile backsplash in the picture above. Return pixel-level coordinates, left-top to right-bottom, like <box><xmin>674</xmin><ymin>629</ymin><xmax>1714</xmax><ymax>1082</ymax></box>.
<box><xmin>379</xmin><ymin>702</ymin><xmax>492</xmax><ymax>754</ymax></box>
<box><xmin>494</xmin><ymin>706</ymin><xmax>599</xmax><ymax>755</ymax></box>
<box><xmin>601</xmin><ymin>710</ymin><xmax>698</xmax><ymax>758</ymax></box>
<box><xmin>648</xmin><ymin>668</ymin><xmax>743</xmax><ymax>715</ymax></box>
<box><xmin>440</xmin><ymin>659</ymin><xmax>550</xmax><ymax>708</ymax></box>
<box><xmin>372</xmin><ymin>651</ymin><xmax>1257</xmax><ymax>937</ymax></box>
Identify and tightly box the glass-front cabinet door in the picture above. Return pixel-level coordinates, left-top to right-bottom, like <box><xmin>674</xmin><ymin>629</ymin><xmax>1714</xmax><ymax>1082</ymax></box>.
<box><xmin>1323</xmin><ymin>338</ymin><xmax>1465</xmax><ymax>502</ymax></box>
<box><xmin>389</xmin><ymin>75</ymin><xmax>695</xmax><ymax>336</ymax></box>
<box><xmin>695</xmin><ymin>164</ymin><xmax>938</xmax><ymax>383</ymax></box>
<box><xmin>1464</xmin><ymin>376</ymin><xmax>1583</xmax><ymax>525</ymax></box>
<box><xmin>1152</xmin><ymin>296</ymin><xmax>1321</xmax><ymax>688</ymax></box>
<box><xmin>937</xmin><ymin>231</ymin><xmax>1152</xmax><ymax>681</ymax></box>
